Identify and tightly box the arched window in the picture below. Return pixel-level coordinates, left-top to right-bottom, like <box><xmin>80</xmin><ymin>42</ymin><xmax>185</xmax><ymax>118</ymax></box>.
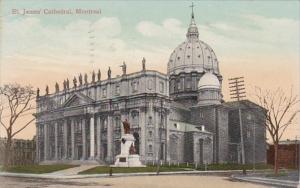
<box><xmin>148</xmin><ymin>145</ymin><xmax>153</xmax><ymax>152</ymax></box>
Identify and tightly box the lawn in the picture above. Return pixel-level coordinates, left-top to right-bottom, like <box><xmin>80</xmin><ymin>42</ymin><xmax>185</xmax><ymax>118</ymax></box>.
<box><xmin>196</xmin><ymin>163</ymin><xmax>273</xmax><ymax>171</ymax></box>
<box><xmin>4</xmin><ymin>164</ymin><xmax>78</xmax><ymax>174</ymax></box>
<box><xmin>79</xmin><ymin>166</ymin><xmax>193</xmax><ymax>174</ymax></box>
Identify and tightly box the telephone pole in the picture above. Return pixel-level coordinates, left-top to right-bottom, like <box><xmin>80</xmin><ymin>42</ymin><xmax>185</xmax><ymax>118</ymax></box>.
<box><xmin>229</xmin><ymin>77</ymin><xmax>246</xmax><ymax>165</ymax></box>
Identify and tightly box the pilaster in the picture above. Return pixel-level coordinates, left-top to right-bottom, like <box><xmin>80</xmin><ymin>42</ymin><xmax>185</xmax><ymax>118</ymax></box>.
<box><xmin>82</xmin><ymin>118</ymin><xmax>86</xmax><ymax>160</ymax></box>
<box><xmin>63</xmin><ymin>119</ymin><xmax>68</xmax><ymax>159</ymax></box>
<box><xmin>44</xmin><ymin>123</ymin><xmax>48</xmax><ymax>161</ymax></box>
<box><xmin>90</xmin><ymin>115</ymin><xmax>95</xmax><ymax>159</ymax></box>
<box><xmin>139</xmin><ymin>108</ymin><xmax>146</xmax><ymax>162</ymax></box>
<box><xmin>96</xmin><ymin>116</ymin><xmax>101</xmax><ymax>159</ymax></box>
<box><xmin>71</xmin><ymin>118</ymin><xmax>75</xmax><ymax>159</ymax></box>
<box><xmin>107</xmin><ymin>115</ymin><xmax>113</xmax><ymax>163</ymax></box>
<box><xmin>54</xmin><ymin>122</ymin><xmax>58</xmax><ymax>160</ymax></box>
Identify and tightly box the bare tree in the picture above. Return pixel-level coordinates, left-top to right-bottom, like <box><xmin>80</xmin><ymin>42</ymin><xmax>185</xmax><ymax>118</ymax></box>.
<box><xmin>254</xmin><ymin>87</ymin><xmax>299</xmax><ymax>174</ymax></box>
<box><xmin>0</xmin><ymin>83</ymin><xmax>36</xmax><ymax>168</ymax></box>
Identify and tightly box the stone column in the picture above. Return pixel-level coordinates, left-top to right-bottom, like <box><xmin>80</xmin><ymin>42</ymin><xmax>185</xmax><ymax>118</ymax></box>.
<box><xmin>107</xmin><ymin>115</ymin><xmax>113</xmax><ymax>163</ymax></box>
<box><xmin>71</xmin><ymin>118</ymin><xmax>75</xmax><ymax>160</ymax></box>
<box><xmin>36</xmin><ymin>124</ymin><xmax>39</xmax><ymax>163</ymax></box>
<box><xmin>166</xmin><ymin>112</ymin><xmax>170</xmax><ymax>162</ymax></box>
<box><xmin>54</xmin><ymin>122</ymin><xmax>58</xmax><ymax>160</ymax></box>
<box><xmin>96</xmin><ymin>116</ymin><xmax>101</xmax><ymax>159</ymax></box>
<box><xmin>82</xmin><ymin>118</ymin><xmax>86</xmax><ymax>160</ymax></box>
<box><xmin>90</xmin><ymin>115</ymin><xmax>95</xmax><ymax>159</ymax></box>
<box><xmin>139</xmin><ymin>108</ymin><xmax>146</xmax><ymax>162</ymax></box>
<box><xmin>63</xmin><ymin>119</ymin><xmax>68</xmax><ymax>159</ymax></box>
<box><xmin>44</xmin><ymin>123</ymin><xmax>48</xmax><ymax>161</ymax></box>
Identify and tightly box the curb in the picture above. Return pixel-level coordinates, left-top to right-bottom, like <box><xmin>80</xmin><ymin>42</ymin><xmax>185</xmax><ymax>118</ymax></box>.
<box><xmin>0</xmin><ymin>170</ymin><xmax>245</xmax><ymax>179</ymax></box>
<box><xmin>231</xmin><ymin>175</ymin><xmax>299</xmax><ymax>188</ymax></box>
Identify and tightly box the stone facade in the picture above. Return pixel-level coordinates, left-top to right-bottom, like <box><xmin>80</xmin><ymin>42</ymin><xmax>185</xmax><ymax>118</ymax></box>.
<box><xmin>35</xmin><ymin>10</ymin><xmax>266</xmax><ymax>165</ymax></box>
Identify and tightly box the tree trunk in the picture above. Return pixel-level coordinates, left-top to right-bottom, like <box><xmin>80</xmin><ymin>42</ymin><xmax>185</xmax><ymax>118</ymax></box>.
<box><xmin>274</xmin><ymin>143</ymin><xmax>279</xmax><ymax>175</ymax></box>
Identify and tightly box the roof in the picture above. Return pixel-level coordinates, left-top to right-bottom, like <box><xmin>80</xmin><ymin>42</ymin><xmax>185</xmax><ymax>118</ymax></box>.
<box><xmin>198</xmin><ymin>72</ymin><xmax>220</xmax><ymax>90</ymax></box>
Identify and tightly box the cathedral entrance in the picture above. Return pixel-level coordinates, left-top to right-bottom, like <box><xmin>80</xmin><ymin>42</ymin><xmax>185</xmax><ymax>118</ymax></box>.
<box><xmin>199</xmin><ymin>139</ymin><xmax>204</xmax><ymax>164</ymax></box>
<box><xmin>77</xmin><ymin>145</ymin><xmax>82</xmax><ymax>160</ymax></box>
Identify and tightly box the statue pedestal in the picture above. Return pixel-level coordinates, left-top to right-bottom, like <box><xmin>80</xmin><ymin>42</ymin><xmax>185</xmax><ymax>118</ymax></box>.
<box><xmin>111</xmin><ymin>134</ymin><xmax>145</xmax><ymax>167</ymax></box>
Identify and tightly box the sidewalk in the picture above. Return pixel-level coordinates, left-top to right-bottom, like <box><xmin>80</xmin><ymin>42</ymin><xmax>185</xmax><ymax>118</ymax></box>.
<box><xmin>232</xmin><ymin>175</ymin><xmax>299</xmax><ymax>188</ymax></box>
<box><xmin>0</xmin><ymin>169</ymin><xmax>245</xmax><ymax>179</ymax></box>
<box><xmin>47</xmin><ymin>165</ymin><xmax>99</xmax><ymax>176</ymax></box>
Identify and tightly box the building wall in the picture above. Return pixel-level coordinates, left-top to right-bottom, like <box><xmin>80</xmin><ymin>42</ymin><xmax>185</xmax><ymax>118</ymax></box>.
<box><xmin>227</xmin><ymin>101</ymin><xmax>267</xmax><ymax>164</ymax></box>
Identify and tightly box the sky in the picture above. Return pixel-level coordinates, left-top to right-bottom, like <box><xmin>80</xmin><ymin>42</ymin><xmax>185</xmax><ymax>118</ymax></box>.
<box><xmin>0</xmin><ymin>0</ymin><xmax>299</xmax><ymax>141</ymax></box>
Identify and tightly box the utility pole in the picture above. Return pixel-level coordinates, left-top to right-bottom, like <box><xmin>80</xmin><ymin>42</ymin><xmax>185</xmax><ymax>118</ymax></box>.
<box><xmin>229</xmin><ymin>77</ymin><xmax>246</xmax><ymax>166</ymax></box>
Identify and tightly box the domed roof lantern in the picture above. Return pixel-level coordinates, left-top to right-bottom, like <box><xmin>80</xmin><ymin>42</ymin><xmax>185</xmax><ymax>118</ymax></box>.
<box><xmin>186</xmin><ymin>2</ymin><xmax>199</xmax><ymax>39</ymax></box>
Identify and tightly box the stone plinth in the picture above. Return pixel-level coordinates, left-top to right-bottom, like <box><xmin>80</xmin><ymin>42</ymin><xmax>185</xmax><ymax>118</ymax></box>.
<box><xmin>112</xmin><ymin>134</ymin><xmax>145</xmax><ymax>167</ymax></box>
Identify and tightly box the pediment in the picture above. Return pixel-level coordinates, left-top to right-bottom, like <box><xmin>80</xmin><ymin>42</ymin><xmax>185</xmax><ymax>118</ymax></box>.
<box><xmin>63</xmin><ymin>92</ymin><xmax>94</xmax><ymax>107</ymax></box>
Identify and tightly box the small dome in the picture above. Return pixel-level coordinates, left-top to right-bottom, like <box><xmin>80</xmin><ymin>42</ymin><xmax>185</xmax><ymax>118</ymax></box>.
<box><xmin>198</xmin><ymin>72</ymin><xmax>220</xmax><ymax>90</ymax></box>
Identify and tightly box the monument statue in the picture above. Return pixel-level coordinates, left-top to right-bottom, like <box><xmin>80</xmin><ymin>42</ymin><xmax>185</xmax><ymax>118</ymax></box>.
<box><xmin>73</xmin><ymin>77</ymin><xmax>77</xmax><ymax>88</ymax></box>
<box><xmin>108</xmin><ymin>67</ymin><xmax>111</xmax><ymax>79</ymax></box>
<box><xmin>97</xmin><ymin>69</ymin><xmax>101</xmax><ymax>81</ymax></box>
<box><xmin>84</xmin><ymin>73</ymin><xmax>88</xmax><ymax>84</ymax></box>
<box><xmin>79</xmin><ymin>74</ymin><xmax>83</xmax><ymax>86</ymax></box>
<box><xmin>45</xmin><ymin>85</ymin><xmax>49</xmax><ymax>95</ymax></box>
<box><xmin>55</xmin><ymin>82</ymin><xmax>59</xmax><ymax>93</ymax></box>
<box><xmin>120</xmin><ymin>61</ymin><xmax>126</xmax><ymax>75</ymax></box>
<box><xmin>142</xmin><ymin>57</ymin><xmax>146</xmax><ymax>71</ymax></box>
<box><xmin>122</xmin><ymin>119</ymin><xmax>130</xmax><ymax>134</ymax></box>
<box><xmin>129</xmin><ymin>143</ymin><xmax>136</xmax><ymax>155</ymax></box>
<box><xmin>92</xmin><ymin>70</ymin><xmax>95</xmax><ymax>83</ymax></box>
<box><xmin>112</xmin><ymin>118</ymin><xmax>145</xmax><ymax>167</ymax></box>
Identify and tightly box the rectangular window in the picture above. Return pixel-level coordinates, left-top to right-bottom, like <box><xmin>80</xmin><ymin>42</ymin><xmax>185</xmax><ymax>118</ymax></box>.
<box><xmin>159</xmin><ymin>82</ymin><xmax>164</xmax><ymax>93</ymax></box>
<box><xmin>102</xmin><ymin>88</ymin><xmax>107</xmax><ymax>98</ymax></box>
<box><xmin>115</xmin><ymin>85</ymin><xmax>120</xmax><ymax>95</ymax></box>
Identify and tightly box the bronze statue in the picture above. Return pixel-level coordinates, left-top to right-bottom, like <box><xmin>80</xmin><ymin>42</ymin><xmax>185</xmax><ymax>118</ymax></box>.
<box><xmin>73</xmin><ymin>77</ymin><xmax>77</xmax><ymax>88</ymax></box>
<box><xmin>122</xmin><ymin>119</ymin><xmax>130</xmax><ymax>134</ymax></box>
<box><xmin>129</xmin><ymin>143</ymin><xmax>136</xmax><ymax>155</ymax></box>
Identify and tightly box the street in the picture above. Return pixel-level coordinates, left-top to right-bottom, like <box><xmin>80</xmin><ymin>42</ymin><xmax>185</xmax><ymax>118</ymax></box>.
<box><xmin>0</xmin><ymin>175</ymin><xmax>270</xmax><ymax>188</ymax></box>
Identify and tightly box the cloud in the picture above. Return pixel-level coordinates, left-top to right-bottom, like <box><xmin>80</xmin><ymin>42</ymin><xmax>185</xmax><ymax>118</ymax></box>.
<box><xmin>136</xmin><ymin>18</ymin><xmax>185</xmax><ymax>38</ymax></box>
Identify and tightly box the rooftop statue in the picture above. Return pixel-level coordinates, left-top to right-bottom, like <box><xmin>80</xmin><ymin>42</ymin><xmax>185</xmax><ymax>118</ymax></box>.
<box><xmin>142</xmin><ymin>57</ymin><xmax>146</xmax><ymax>71</ymax></box>
<box><xmin>97</xmin><ymin>69</ymin><xmax>101</xmax><ymax>81</ymax></box>
<box><xmin>84</xmin><ymin>73</ymin><xmax>88</xmax><ymax>84</ymax></box>
<box><xmin>121</xmin><ymin>61</ymin><xmax>126</xmax><ymax>75</ymax></box>
<box><xmin>55</xmin><ymin>82</ymin><xmax>59</xmax><ymax>93</ymax></box>
<box><xmin>45</xmin><ymin>85</ymin><xmax>49</xmax><ymax>95</ymax></box>
<box><xmin>79</xmin><ymin>73</ymin><xmax>83</xmax><ymax>86</ymax></box>
<box><xmin>108</xmin><ymin>67</ymin><xmax>111</xmax><ymax>79</ymax></box>
<box><xmin>92</xmin><ymin>70</ymin><xmax>95</xmax><ymax>83</ymax></box>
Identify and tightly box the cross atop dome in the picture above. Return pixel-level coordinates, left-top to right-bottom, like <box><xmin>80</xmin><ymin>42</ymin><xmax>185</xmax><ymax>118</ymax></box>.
<box><xmin>186</xmin><ymin>2</ymin><xmax>199</xmax><ymax>39</ymax></box>
<box><xmin>190</xmin><ymin>2</ymin><xmax>195</xmax><ymax>19</ymax></box>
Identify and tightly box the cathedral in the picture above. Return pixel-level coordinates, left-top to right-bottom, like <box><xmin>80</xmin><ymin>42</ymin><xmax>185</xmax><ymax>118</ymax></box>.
<box><xmin>35</xmin><ymin>10</ymin><xmax>266</xmax><ymax>165</ymax></box>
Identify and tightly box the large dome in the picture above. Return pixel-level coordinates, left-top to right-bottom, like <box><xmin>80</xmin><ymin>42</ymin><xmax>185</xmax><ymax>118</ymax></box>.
<box><xmin>167</xmin><ymin>12</ymin><xmax>220</xmax><ymax>75</ymax></box>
